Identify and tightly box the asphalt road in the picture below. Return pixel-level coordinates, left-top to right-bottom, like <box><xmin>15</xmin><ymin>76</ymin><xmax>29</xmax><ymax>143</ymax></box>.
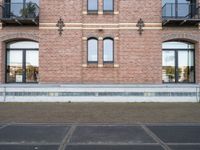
<box><xmin>0</xmin><ymin>123</ymin><xmax>200</xmax><ymax>150</ymax></box>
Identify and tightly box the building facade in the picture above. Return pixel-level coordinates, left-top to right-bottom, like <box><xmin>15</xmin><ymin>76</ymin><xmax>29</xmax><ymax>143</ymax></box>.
<box><xmin>0</xmin><ymin>0</ymin><xmax>200</xmax><ymax>85</ymax></box>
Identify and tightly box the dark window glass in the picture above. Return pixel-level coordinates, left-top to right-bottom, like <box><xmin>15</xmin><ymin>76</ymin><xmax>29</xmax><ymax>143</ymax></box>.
<box><xmin>88</xmin><ymin>0</ymin><xmax>98</xmax><ymax>12</ymax></box>
<box><xmin>103</xmin><ymin>0</ymin><xmax>114</xmax><ymax>11</ymax></box>
<box><xmin>88</xmin><ymin>38</ymin><xmax>98</xmax><ymax>63</ymax></box>
<box><xmin>103</xmin><ymin>38</ymin><xmax>114</xmax><ymax>62</ymax></box>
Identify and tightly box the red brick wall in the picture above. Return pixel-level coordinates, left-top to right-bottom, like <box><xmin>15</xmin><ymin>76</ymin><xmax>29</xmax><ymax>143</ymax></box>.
<box><xmin>0</xmin><ymin>0</ymin><xmax>199</xmax><ymax>84</ymax></box>
<box><xmin>39</xmin><ymin>30</ymin><xmax>83</xmax><ymax>83</ymax></box>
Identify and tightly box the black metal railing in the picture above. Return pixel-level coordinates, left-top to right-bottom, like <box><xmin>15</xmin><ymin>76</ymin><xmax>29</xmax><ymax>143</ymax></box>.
<box><xmin>162</xmin><ymin>3</ymin><xmax>200</xmax><ymax>19</ymax></box>
<box><xmin>1</xmin><ymin>2</ymin><xmax>39</xmax><ymax>19</ymax></box>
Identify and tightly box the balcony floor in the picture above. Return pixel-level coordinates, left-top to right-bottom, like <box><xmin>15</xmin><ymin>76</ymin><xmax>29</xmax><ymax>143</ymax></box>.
<box><xmin>162</xmin><ymin>18</ymin><xmax>200</xmax><ymax>26</ymax></box>
<box><xmin>0</xmin><ymin>17</ymin><xmax>39</xmax><ymax>26</ymax></box>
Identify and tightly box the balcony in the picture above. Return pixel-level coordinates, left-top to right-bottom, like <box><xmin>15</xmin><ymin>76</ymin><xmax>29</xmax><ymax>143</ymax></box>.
<box><xmin>162</xmin><ymin>3</ymin><xmax>200</xmax><ymax>26</ymax></box>
<box><xmin>0</xmin><ymin>2</ymin><xmax>39</xmax><ymax>26</ymax></box>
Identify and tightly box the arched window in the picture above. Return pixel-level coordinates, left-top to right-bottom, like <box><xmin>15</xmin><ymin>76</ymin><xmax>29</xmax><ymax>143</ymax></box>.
<box><xmin>88</xmin><ymin>0</ymin><xmax>98</xmax><ymax>12</ymax></box>
<box><xmin>103</xmin><ymin>38</ymin><xmax>114</xmax><ymax>63</ymax></box>
<box><xmin>162</xmin><ymin>41</ymin><xmax>195</xmax><ymax>83</ymax></box>
<box><xmin>103</xmin><ymin>0</ymin><xmax>114</xmax><ymax>12</ymax></box>
<box><xmin>88</xmin><ymin>38</ymin><xmax>98</xmax><ymax>63</ymax></box>
<box><xmin>6</xmin><ymin>41</ymin><xmax>39</xmax><ymax>83</ymax></box>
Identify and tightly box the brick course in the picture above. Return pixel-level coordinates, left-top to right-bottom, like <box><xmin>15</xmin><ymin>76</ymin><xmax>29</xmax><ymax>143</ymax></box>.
<box><xmin>0</xmin><ymin>0</ymin><xmax>199</xmax><ymax>84</ymax></box>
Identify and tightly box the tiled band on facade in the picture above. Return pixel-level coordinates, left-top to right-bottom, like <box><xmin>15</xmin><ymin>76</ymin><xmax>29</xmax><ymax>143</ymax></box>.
<box><xmin>0</xmin><ymin>84</ymin><xmax>199</xmax><ymax>102</ymax></box>
<box><xmin>0</xmin><ymin>92</ymin><xmax>197</xmax><ymax>97</ymax></box>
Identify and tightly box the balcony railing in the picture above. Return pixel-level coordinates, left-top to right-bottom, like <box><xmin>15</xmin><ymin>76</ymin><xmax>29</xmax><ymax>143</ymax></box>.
<box><xmin>0</xmin><ymin>2</ymin><xmax>39</xmax><ymax>26</ymax></box>
<box><xmin>162</xmin><ymin>3</ymin><xmax>200</xmax><ymax>26</ymax></box>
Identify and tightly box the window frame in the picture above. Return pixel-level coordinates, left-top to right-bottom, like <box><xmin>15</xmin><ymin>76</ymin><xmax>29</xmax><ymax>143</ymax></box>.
<box><xmin>162</xmin><ymin>41</ymin><xmax>195</xmax><ymax>84</ymax></box>
<box><xmin>5</xmin><ymin>49</ymin><xmax>39</xmax><ymax>84</ymax></box>
<box><xmin>103</xmin><ymin>37</ymin><xmax>114</xmax><ymax>64</ymax></box>
<box><xmin>87</xmin><ymin>37</ymin><xmax>98</xmax><ymax>64</ymax></box>
<box><xmin>103</xmin><ymin>0</ymin><xmax>114</xmax><ymax>13</ymax></box>
<box><xmin>87</xmin><ymin>0</ymin><xmax>98</xmax><ymax>14</ymax></box>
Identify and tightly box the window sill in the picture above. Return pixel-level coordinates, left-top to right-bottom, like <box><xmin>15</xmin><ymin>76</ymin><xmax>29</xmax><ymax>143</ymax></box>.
<box><xmin>82</xmin><ymin>11</ymin><xmax>119</xmax><ymax>15</ymax></box>
<box><xmin>103</xmin><ymin>11</ymin><xmax>114</xmax><ymax>15</ymax></box>
<box><xmin>83</xmin><ymin>63</ymin><xmax>98</xmax><ymax>68</ymax></box>
<box><xmin>84</xmin><ymin>11</ymin><xmax>98</xmax><ymax>15</ymax></box>
<box><xmin>82</xmin><ymin>64</ymin><xmax>119</xmax><ymax>68</ymax></box>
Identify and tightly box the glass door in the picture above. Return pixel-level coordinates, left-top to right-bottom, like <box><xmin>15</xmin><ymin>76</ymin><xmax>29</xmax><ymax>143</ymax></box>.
<box><xmin>6</xmin><ymin>50</ymin><xmax>39</xmax><ymax>83</ymax></box>
<box><xmin>6</xmin><ymin>50</ymin><xmax>23</xmax><ymax>83</ymax></box>
<box><xmin>26</xmin><ymin>50</ymin><xmax>39</xmax><ymax>83</ymax></box>
<box><xmin>6</xmin><ymin>41</ymin><xmax>39</xmax><ymax>83</ymax></box>
<box><xmin>162</xmin><ymin>41</ymin><xmax>195</xmax><ymax>83</ymax></box>
<box><xmin>178</xmin><ymin>50</ymin><xmax>195</xmax><ymax>83</ymax></box>
<box><xmin>162</xmin><ymin>50</ymin><xmax>195</xmax><ymax>83</ymax></box>
<box><xmin>162</xmin><ymin>51</ymin><xmax>176</xmax><ymax>83</ymax></box>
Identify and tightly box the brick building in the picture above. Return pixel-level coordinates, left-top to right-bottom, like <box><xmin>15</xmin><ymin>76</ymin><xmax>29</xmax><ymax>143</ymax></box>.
<box><xmin>0</xmin><ymin>0</ymin><xmax>200</xmax><ymax>84</ymax></box>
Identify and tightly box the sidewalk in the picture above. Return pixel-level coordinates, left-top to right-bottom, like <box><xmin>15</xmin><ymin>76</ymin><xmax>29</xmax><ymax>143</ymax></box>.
<box><xmin>0</xmin><ymin>103</ymin><xmax>200</xmax><ymax>123</ymax></box>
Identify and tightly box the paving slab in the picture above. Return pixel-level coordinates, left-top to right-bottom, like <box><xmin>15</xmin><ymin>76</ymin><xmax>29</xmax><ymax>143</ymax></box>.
<box><xmin>0</xmin><ymin>125</ymin><xmax>69</xmax><ymax>143</ymax></box>
<box><xmin>70</xmin><ymin>126</ymin><xmax>156</xmax><ymax>144</ymax></box>
<box><xmin>169</xmin><ymin>145</ymin><xmax>200</xmax><ymax>150</ymax></box>
<box><xmin>148</xmin><ymin>126</ymin><xmax>200</xmax><ymax>143</ymax></box>
<box><xmin>66</xmin><ymin>145</ymin><xmax>164</xmax><ymax>150</ymax></box>
<box><xmin>0</xmin><ymin>145</ymin><xmax>59</xmax><ymax>150</ymax></box>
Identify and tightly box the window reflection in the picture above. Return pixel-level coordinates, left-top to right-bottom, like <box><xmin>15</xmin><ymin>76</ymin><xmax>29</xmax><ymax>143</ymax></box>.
<box><xmin>162</xmin><ymin>0</ymin><xmax>190</xmax><ymax>5</ymax></box>
<box><xmin>8</xmin><ymin>0</ymin><xmax>39</xmax><ymax>18</ymax></box>
<box><xmin>162</xmin><ymin>51</ymin><xmax>175</xmax><ymax>83</ymax></box>
<box><xmin>178</xmin><ymin>51</ymin><xmax>194</xmax><ymax>83</ymax></box>
<box><xmin>10</xmin><ymin>0</ymin><xmax>39</xmax><ymax>4</ymax></box>
<box><xmin>7</xmin><ymin>41</ymin><xmax>39</xmax><ymax>49</ymax></box>
<box><xmin>162</xmin><ymin>0</ymin><xmax>195</xmax><ymax>17</ymax></box>
<box><xmin>88</xmin><ymin>0</ymin><xmax>98</xmax><ymax>11</ymax></box>
<box><xmin>7</xmin><ymin>51</ymin><xmax>23</xmax><ymax>83</ymax></box>
<box><xmin>103</xmin><ymin>38</ymin><xmax>114</xmax><ymax>62</ymax></box>
<box><xmin>26</xmin><ymin>51</ymin><xmax>39</xmax><ymax>83</ymax></box>
<box><xmin>103</xmin><ymin>0</ymin><xmax>114</xmax><ymax>11</ymax></box>
<box><xmin>88</xmin><ymin>38</ymin><xmax>98</xmax><ymax>63</ymax></box>
<box><xmin>162</xmin><ymin>41</ymin><xmax>194</xmax><ymax>49</ymax></box>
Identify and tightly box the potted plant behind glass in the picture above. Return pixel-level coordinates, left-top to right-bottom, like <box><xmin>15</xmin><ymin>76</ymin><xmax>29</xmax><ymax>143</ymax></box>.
<box><xmin>20</xmin><ymin>2</ymin><xmax>36</xmax><ymax>18</ymax></box>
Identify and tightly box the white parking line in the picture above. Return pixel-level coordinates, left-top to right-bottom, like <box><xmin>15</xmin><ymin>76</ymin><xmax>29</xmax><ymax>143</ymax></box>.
<box><xmin>67</xmin><ymin>143</ymin><xmax>160</xmax><ymax>146</ymax></box>
<box><xmin>59</xmin><ymin>125</ymin><xmax>77</xmax><ymax>150</ymax></box>
<box><xmin>141</xmin><ymin>125</ymin><xmax>171</xmax><ymax>150</ymax></box>
<box><xmin>0</xmin><ymin>124</ymin><xmax>10</xmax><ymax>131</ymax></box>
<box><xmin>167</xmin><ymin>143</ymin><xmax>200</xmax><ymax>145</ymax></box>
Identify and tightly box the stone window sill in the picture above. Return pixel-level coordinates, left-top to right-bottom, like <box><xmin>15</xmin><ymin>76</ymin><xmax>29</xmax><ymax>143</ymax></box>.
<box><xmin>82</xmin><ymin>11</ymin><xmax>119</xmax><ymax>15</ymax></box>
<box><xmin>82</xmin><ymin>64</ymin><xmax>119</xmax><ymax>68</ymax></box>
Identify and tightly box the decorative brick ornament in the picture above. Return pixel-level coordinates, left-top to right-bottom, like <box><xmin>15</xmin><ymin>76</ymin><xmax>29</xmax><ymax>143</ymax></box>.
<box><xmin>136</xmin><ymin>18</ymin><xmax>145</xmax><ymax>35</ymax></box>
<box><xmin>56</xmin><ymin>18</ymin><xmax>65</xmax><ymax>36</ymax></box>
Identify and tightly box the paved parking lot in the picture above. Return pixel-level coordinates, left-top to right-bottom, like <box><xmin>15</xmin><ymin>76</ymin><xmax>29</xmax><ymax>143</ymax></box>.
<box><xmin>0</xmin><ymin>123</ymin><xmax>200</xmax><ymax>150</ymax></box>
